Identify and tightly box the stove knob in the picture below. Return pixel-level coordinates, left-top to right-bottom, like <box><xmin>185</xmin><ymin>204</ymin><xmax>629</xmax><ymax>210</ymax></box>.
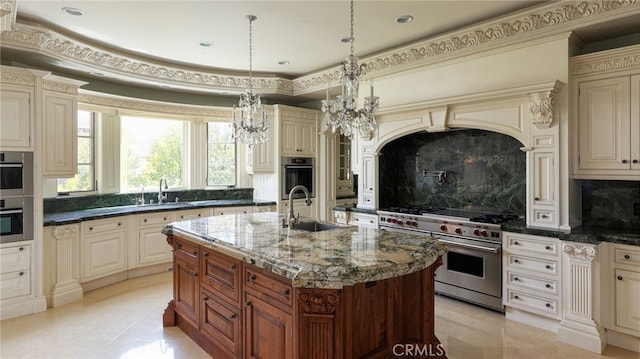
<box><xmin>391</xmin><ymin>218</ymin><xmax>397</xmax><ymax>224</ymax></box>
<box><xmin>397</xmin><ymin>220</ymin><xmax>404</xmax><ymax>226</ymax></box>
<box><xmin>412</xmin><ymin>221</ymin><xmax>418</xmax><ymax>227</ymax></box>
<box><xmin>473</xmin><ymin>229</ymin><xmax>480</xmax><ymax>236</ymax></box>
<box><xmin>455</xmin><ymin>228</ymin><xmax>462</xmax><ymax>235</ymax></box>
<box><xmin>480</xmin><ymin>230</ymin><xmax>488</xmax><ymax>237</ymax></box>
<box><xmin>440</xmin><ymin>225</ymin><xmax>447</xmax><ymax>232</ymax></box>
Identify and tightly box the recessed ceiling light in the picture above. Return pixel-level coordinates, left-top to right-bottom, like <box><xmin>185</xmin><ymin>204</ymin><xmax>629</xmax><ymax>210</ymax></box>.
<box><xmin>199</xmin><ymin>41</ymin><xmax>213</xmax><ymax>47</ymax></box>
<box><xmin>62</xmin><ymin>7</ymin><xmax>84</xmax><ymax>16</ymax></box>
<box><xmin>341</xmin><ymin>36</ymin><xmax>354</xmax><ymax>44</ymax></box>
<box><xmin>278</xmin><ymin>60</ymin><xmax>290</xmax><ymax>66</ymax></box>
<box><xmin>396</xmin><ymin>15</ymin><xmax>414</xmax><ymax>24</ymax></box>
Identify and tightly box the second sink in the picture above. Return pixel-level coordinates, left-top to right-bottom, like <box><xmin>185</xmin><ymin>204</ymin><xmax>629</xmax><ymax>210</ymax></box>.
<box><xmin>291</xmin><ymin>221</ymin><xmax>341</xmax><ymax>232</ymax></box>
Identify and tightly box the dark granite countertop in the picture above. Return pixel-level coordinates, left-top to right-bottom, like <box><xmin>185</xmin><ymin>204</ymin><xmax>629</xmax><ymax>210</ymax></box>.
<box><xmin>332</xmin><ymin>204</ymin><xmax>377</xmax><ymax>215</ymax></box>
<box><xmin>502</xmin><ymin>219</ymin><xmax>640</xmax><ymax>247</ymax></box>
<box><xmin>43</xmin><ymin>199</ymin><xmax>276</xmax><ymax>226</ymax></box>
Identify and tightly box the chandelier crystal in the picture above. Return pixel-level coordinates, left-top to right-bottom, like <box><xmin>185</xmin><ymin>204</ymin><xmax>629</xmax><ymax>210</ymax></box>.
<box><xmin>321</xmin><ymin>0</ymin><xmax>379</xmax><ymax>139</ymax></box>
<box><xmin>232</xmin><ymin>15</ymin><xmax>269</xmax><ymax>145</ymax></box>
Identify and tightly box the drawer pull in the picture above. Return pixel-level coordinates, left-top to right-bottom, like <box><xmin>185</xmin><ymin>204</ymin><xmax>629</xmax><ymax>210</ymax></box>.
<box><xmin>513</xmin><ymin>241</ymin><xmax>520</xmax><ymax>246</ymax></box>
<box><xmin>203</xmin><ymin>252</ymin><xmax>209</xmax><ymax>257</ymax></box>
<box><xmin>248</xmin><ymin>274</ymin><xmax>256</xmax><ymax>282</ymax></box>
<box><xmin>163</xmin><ymin>217</ymin><xmax>167</xmax><ymax>221</ymax></box>
<box><xmin>144</xmin><ymin>219</ymin><xmax>148</xmax><ymax>223</ymax></box>
<box><xmin>177</xmin><ymin>243</ymin><xmax>182</xmax><ymax>248</ymax></box>
<box><xmin>118</xmin><ymin>222</ymin><xmax>121</xmax><ymax>226</ymax></box>
<box><xmin>534</xmin><ymin>197</ymin><xmax>539</xmax><ymax>201</ymax></box>
<box><xmin>244</xmin><ymin>301</ymin><xmax>251</xmax><ymax>307</ymax></box>
<box><xmin>203</xmin><ymin>296</ymin><xmax>209</xmax><ymax>301</ymax></box>
<box><xmin>545</xmin><ymin>245</ymin><xmax>552</xmax><ymax>250</ymax></box>
<box><xmin>541</xmin><ymin>214</ymin><xmax>548</xmax><ymax>219</ymax></box>
<box><xmin>622</xmin><ymin>159</ymin><xmax>628</xmax><ymax>164</ymax></box>
<box><xmin>513</xmin><ymin>277</ymin><xmax>520</xmax><ymax>282</ymax></box>
<box><xmin>19</xmin><ymin>247</ymin><xmax>24</xmax><ymax>251</ymax></box>
<box><xmin>514</xmin><ymin>295</ymin><xmax>520</xmax><ymax>300</ymax></box>
<box><xmin>89</xmin><ymin>227</ymin><xmax>93</xmax><ymax>231</ymax></box>
<box><xmin>545</xmin><ymin>264</ymin><xmax>552</xmax><ymax>270</ymax></box>
<box><xmin>229</xmin><ymin>264</ymin><xmax>236</xmax><ymax>270</ymax></box>
<box><xmin>545</xmin><ymin>303</ymin><xmax>552</xmax><ymax>308</ymax></box>
<box><xmin>192</xmin><ymin>251</ymin><xmax>197</xmax><ymax>256</ymax></box>
<box><xmin>513</xmin><ymin>259</ymin><xmax>520</xmax><ymax>264</ymax></box>
<box><xmin>229</xmin><ymin>314</ymin><xmax>237</xmax><ymax>320</ymax></box>
<box><xmin>192</xmin><ymin>272</ymin><xmax>198</xmax><ymax>277</ymax></box>
<box><xmin>545</xmin><ymin>283</ymin><xmax>552</xmax><ymax>289</ymax></box>
<box><xmin>19</xmin><ymin>271</ymin><xmax>24</xmax><ymax>276</ymax></box>
<box><xmin>281</xmin><ymin>289</ymin><xmax>290</xmax><ymax>297</ymax></box>
<box><xmin>633</xmin><ymin>159</ymin><xmax>639</xmax><ymax>164</ymax></box>
<box><xmin>617</xmin><ymin>275</ymin><xmax>623</xmax><ymax>281</ymax></box>
<box><xmin>624</xmin><ymin>254</ymin><xmax>630</xmax><ymax>260</ymax></box>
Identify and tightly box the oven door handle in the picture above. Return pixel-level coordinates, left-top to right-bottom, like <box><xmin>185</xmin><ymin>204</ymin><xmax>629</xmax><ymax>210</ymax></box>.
<box><xmin>436</xmin><ymin>238</ymin><xmax>501</xmax><ymax>254</ymax></box>
<box><xmin>0</xmin><ymin>209</ymin><xmax>23</xmax><ymax>215</ymax></box>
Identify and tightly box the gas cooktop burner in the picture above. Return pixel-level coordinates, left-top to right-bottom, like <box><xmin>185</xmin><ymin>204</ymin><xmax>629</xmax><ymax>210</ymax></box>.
<box><xmin>469</xmin><ymin>213</ymin><xmax>519</xmax><ymax>224</ymax></box>
<box><xmin>380</xmin><ymin>206</ymin><xmax>444</xmax><ymax>216</ymax></box>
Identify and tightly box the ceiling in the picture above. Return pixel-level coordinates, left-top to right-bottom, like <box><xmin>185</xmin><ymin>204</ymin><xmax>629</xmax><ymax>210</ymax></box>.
<box><xmin>13</xmin><ymin>1</ymin><xmax>544</xmax><ymax>75</ymax></box>
<box><xmin>5</xmin><ymin>0</ymin><xmax>639</xmax><ymax>103</ymax></box>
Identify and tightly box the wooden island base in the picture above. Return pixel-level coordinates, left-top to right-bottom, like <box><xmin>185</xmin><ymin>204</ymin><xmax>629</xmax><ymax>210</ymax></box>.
<box><xmin>163</xmin><ymin>235</ymin><xmax>446</xmax><ymax>359</ymax></box>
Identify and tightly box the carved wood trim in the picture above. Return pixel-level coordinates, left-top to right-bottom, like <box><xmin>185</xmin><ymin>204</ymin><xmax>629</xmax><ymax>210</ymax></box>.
<box><xmin>163</xmin><ymin>299</ymin><xmax>176</xmax><ymax>327</ymax></box>
<box><xmin>297</xmin><ymin>288</ymin><xmax>341</xmax><ymax>314</ymax></box>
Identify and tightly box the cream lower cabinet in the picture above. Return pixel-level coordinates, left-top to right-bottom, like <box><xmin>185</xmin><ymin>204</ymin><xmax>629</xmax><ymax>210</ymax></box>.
<box><xmin>280</xmin><ymin>199</ymin><xmax>316</xmax><ymax>220</ymax></box>
<box><xmin>213</xmin><ymin>206</ymin><xmax>253</xmax><ymax>216</ymax></box>
<box><xmin>175</xmin><ymin>208</ymin><xmax>212</xmax><ymax>221</ymax></box>
<box><xmin>132</xmin><ymin>212</ymin><xmax>175</xmax><ymax>268</ymax></box>
<box><xmin>348</xmin><ymin>212</ymin><xmax>378</xmax><ymax>228</ymax></box>
<box><xmin>503</xmin><ymin>232</ymin><xmax>562</xmax><ymax>328</ymax></box>
<box><xmin>0</xmin><ymin>244</ymin><xmax>32</xmax><ymax>301</ymax></box>
<box><xmin>80</xmin><ymin>217</ymin><xmax>127</xmax><ymax>282</ymax></box>
<box><xmin>605</xmin><ymin>243</ymin><xmax>640</xmax><ymax>349</ymax></box>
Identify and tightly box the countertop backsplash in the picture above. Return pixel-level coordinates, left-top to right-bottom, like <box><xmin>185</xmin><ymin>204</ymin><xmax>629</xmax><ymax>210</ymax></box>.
<box><xmin>44</xmin><ymin>188</ymin><xmax>254</xmax><ymax>214</ymax></box>
<box><xmin>581</xmin><ymin>180</ymin><xmax>640</xmax><ymax>231</ymax></box>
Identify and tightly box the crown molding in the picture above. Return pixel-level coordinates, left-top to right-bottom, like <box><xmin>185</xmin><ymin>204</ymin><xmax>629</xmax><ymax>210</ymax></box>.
<box><xmin>570</xmin><ymin>43</ymin><xmax>640</xmax><ymax>77</ymax></box>
<box><xmin>2</xmin><ymin>0</ymin><xmax>638</xmax><ymax>98</ymax></box>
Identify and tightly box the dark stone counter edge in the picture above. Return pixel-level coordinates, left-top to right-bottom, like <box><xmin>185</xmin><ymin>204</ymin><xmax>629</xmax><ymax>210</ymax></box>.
<box><xmin>43</xmin><ymin>200</ymin><xmax>276</xmax><ymax>226</ymax></box>
<box><xmin>502</xmin><ymin>219</ymin><xmax>640</xmax><ymax>247</ymax></box>
<box><xmin>332</xmin><ymin>205</ymin><xmax>377</xmax><ymax>215</ymax></box>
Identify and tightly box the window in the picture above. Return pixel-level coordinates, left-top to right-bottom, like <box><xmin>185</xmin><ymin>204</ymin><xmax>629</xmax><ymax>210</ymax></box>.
<box><xmin>57</xmin><ymin>110</ymin><xmax>95</xmax><ymax>193</ymax></box>
<box><xmin>120</xmin><ymin>116</ymin><xmax>185</xmax><ymax>192</ymax></box>
<box><xmin>207</xmin><ymin>122</ymin><xmax>236</xmax><ymax>186</ymax></box>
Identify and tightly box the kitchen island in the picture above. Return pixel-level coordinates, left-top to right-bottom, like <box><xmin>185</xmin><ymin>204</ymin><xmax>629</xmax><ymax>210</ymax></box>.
<box><xmin>162</xmin><ymin>212</ymin><xmax>447</xmax><ymax>359</ymax></box>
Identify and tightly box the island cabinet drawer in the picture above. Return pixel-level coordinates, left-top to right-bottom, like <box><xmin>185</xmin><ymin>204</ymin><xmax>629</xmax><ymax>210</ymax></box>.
<box><xmin>201</xmin><ymin>248</ymin><xmax>241</xmax><ymax>305</ymax></box>
<box><xmin>506</xmin><ymin>288</ymin><xmax>560</xmax><ymax>319</ymax></box>
<box><xmin>505</xmin><ymin>233</ymin><xmax>558</xmax><ymax>257</ymax></box>
<box><xmin>174</xmin><ymin>238</ymin><xmax>199</xmax><ymax>261</ymax></box>
<box><xmin>244</xmin><ymin>266</ymin><xmax>293</xmax><ymax>308</ymax></box>
<box><xmin>200</xmin><ymin>288</ymin><xmax>242</xmax><ymax>359</ymax></box>
<box><xmin>615</xmin><ymin>247</ymin><xmax>640</xmax><ymax>266</ymax></box>
<box><xmin>506</xmin><ymin>253</ymin><xmax>558</xmax><ymax>277</ymax></box>
<box><xmin>506</xmin><ymin>270</ymin><xmax>559</xmax><ymax>296</ymax></box>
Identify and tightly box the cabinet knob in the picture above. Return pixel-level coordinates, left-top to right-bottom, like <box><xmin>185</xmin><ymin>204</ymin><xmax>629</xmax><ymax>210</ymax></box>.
<box><xmin>144</xmin><ymin>219</ymin><xmax>148</xmax><ymax>223</ymax></box>
<box><xmin>513</xmin><ymin>277</ymin><xmax>520</xmax><ymax>281</ymax></box>
<box><xmin>622</xmin><ymin>159</ymin><xmax>628</xmax><ymax>164</ymax></box>
<box><xmin>192</xmin><ymin>251</ymin><xmax>197</xmax><ymax>256</ymax></box>
<box><xmin>163</xmin><ymin>217</ymin><xmax>167</xmax><ymax>221</ymax></box>
<box><xmin>19</xmin><ymin>271</ymin><xmax>24</xmax><ymax>276</ymax></box>
<box><xmin>624</xmin><ymin>254</ymin><xmax>630</xmax><ymax>260</ymax></box>
<box><xmin>534</xmin><ymin>197</ymin><xmax>539</xmax><ymax>201</ymax></box>
<box><xmin>514</xmin><ymin>295</ymin><xmax>520</xmax><ymax>300</ymax></box>
<box><xmin>118</xmin><ymin>222</ymin><xmax>121</xmax><ymax>226</ymax></box>
<box><xmin>545</xmin><ymin>264</ymin><xmax>552</xmax><ymax>270</ymax></box>
<box><xmin>19</xmin><ymin>247</ymin><xmax>24</xmax><ymax>251</ymax></box>
<box><xmin>229</xmin><ymin>314</ymin><xmax>237</xmax><ymax>320</ymax></box>
<box><xmin>89</xmin><ymin>227</ymin><xmax>93</xmax><ymax>231</ymax></box>
<box><xmin>545</xmin><ymin>303</ymin><xmax>552</xmax><ymax>308</ymax></box>
<box><xmin>545</xmin><ymin>283</ymin><xmax>552</xmax><ymax>289</ymax></box>
<box><xmin>177</xmin><ymin>243</ymin><xmax>182</xmax><ymax>248</ymax></box>
<box><xmin>281</xmin><ymin>289</ymin><xmax>290</xmax><ymax>297</ymax></box>
<box><xmin>541</xmin><ymin>214</ymin><xmax>548</xmax><ymax>219</ymax></box>
<box><xmin>633</xmin><ymin>159</ymin><xmax>639</xmax><ymax>164</ymax></box>
<box><xmin>248</xmin><ymin>274</ymin><xmax>256</xmax><ymax>282</ymax></box>
<box><xmin>203</xmin><ymin>296</ymin><xmax>209</xmax><ymax>301</ymax></box>
<box><xmin>203</xmin><ymin>252</ymin><xmax>209</xmax><ymax>257</ymax></box>
<box><xmin>545</xmin><ymin>245</ymin><xmax>551</xmax><ymax>250</ymax></box>
<box><xmin>513</xmin><ymin>241</ymin><xmax>520</xmax><ymax>246</ymax></box>
<box><xmin>229</xmin><ymin>264</ymin><xmax>236</xmax><ymax>270</ymax></box>
<box><xmin>617</xmin><ymin>275</ymin><xmax>623</xmax><ymax>281</ymax></box>
<box><xmin>513</xmin><ymin>259</ymin><xmax>520</xmax><ymax>264</ymax></box>
<box><xmin>192</xmin><ymin>272</ymin><xmax>198</xmax><ymax>277</ymax></box>
<box><xmin>244</xmin><ymin>301</ymin><xmax>252</xmax><ymax>307</ymax></box>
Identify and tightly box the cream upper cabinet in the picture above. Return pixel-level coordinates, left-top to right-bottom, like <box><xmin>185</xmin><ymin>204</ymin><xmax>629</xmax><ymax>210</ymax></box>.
<box><xmin>0</xmin><ymin>86</ymin><xmax>33</xmax><ymax>151</ymax></box>
<box><xmin>281</xmin><ymin>119</ymin><xmax>316</xmax><ymax>156</ymax></box>
<box><xmin>572</xmin><ymin>45</ymin><xmax>640</xmax><ymax>180</ymax></box>
<box><xmin>42</xmin><ymin>90</ymin><xmax>78</xmax><ymax>178</ymax></box>
<box><xmin>246</xmin><ymin>124</ymin><xmax>274</xmax><ymax>173</ymax></box>
<box><xmin>336</xmin><ymin>135</ymin><xmax>354</xmax><ymax>197</ymax></box>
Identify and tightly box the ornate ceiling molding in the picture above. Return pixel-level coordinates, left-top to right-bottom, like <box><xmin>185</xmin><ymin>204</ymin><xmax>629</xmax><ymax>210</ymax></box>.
<box><xmin>1</xmin><ymin>0</ymin><xmax>638</xmax><ymax>98</ymax></box>
<box><xmin>571</xmin><ymin>44</ymin><xmax>640</xmax><ymax>77</ymax></box>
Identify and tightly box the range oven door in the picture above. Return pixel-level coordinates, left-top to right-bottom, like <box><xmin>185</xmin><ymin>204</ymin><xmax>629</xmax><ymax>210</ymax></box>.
<box><xmin>434</xmin><ymin>233</ymin><xmax>502</xmax><ymax>309</ymax></box>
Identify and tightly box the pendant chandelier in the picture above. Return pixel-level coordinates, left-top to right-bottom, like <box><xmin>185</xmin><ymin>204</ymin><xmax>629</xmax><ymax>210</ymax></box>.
<box><xmin>321</xmin><ymin>0</ymin><xmax>379</xmax><ymax>139</ymax></box>
<box><xmin>232</xmin><ymin>15</ymin><xmax>269</xmax><ymax>145</ymax></box>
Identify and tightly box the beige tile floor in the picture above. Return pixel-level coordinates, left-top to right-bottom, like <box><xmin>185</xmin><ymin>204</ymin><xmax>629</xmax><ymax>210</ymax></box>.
<box><xmin>1</xmin><ymin>271</ymin><xmax>638</xmax><ymax>359</ymax></box>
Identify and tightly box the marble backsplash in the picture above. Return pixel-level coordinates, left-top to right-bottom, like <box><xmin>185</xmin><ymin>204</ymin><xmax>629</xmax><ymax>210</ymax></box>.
<box><xmin>379</xmin><ymin>129</ymin><xmax>526</xmax><ymax>215</ymax></box>
<box><xmin>581</xmin><ymin>180</ymin><xmax>640</xmax><ymax>230</ymax></box>
<box><xmin>44</xmin><ymin>188</ymin><xmax>254</xmax><ymax>214</ymax></box>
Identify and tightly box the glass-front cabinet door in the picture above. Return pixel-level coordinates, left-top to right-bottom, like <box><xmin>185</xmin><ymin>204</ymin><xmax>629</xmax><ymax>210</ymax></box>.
<box><xmin>337</xmin><ymin>135</ymin><xmax>354</xmax><ymax>196</ymax></box>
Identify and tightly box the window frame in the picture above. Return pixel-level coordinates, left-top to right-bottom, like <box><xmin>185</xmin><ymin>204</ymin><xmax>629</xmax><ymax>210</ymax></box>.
<box><xmin>56</xmin><ymin>109</ymin><xmax>97</xmax><ymax>195</ymax></box>
<box><xmin>206</xmin><ymin>121</ymin><xmax>238</xmax><ymax>188</ymax></box>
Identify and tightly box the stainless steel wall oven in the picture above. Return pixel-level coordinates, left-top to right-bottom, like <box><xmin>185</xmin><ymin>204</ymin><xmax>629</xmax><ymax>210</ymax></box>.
<box><xmin>281</xmin><ymin>157</ymin><xmax>314</xmax><ymax>199</ymax></box>
<box><xmin>0</xmin><ymin>152</ymin><xmax>33</xmax><ymax>243</ymax></box>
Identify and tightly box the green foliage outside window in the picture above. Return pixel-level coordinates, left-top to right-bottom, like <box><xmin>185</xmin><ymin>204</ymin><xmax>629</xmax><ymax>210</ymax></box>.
<box><xmin>207</xmin><ymin>122</ymin><xmax>236</xmax><ymax>186</ymax></box>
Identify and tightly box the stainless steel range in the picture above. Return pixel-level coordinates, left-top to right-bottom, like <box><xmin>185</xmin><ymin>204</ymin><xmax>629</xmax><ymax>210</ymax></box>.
<box><xmin>378</xmin><ymin>206</ymin><xmax>519</xmax><ymax>312</ymax></box>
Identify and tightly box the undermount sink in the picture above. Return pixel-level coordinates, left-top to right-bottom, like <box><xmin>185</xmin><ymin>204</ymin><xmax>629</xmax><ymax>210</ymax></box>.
<box><xmin>291</xmin><ymin>221</ymin><xmax>341</xmax><ymax>232</ymax></box>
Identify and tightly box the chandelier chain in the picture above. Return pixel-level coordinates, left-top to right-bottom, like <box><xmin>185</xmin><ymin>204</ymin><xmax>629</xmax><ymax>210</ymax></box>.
<box><xmin>349</xmin><ymin>0</ymin><xmax>355</xmax><ymax>57</ymax></box>
<box><xmin>248</xmin><ymin>15</ymin><xmax>253</xmax><ymax>93</ymax></box>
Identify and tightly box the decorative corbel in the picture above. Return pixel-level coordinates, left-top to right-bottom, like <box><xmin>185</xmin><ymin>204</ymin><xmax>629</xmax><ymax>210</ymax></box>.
<box><xmin>528</xmin><ymin>80</ymin><xmax>564</xmax><ymax>129</ymax></box>
<box><xmin>0</xmin><ymin>0</ymin><xmax>16</xmax><ymax>32</ymax></box>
